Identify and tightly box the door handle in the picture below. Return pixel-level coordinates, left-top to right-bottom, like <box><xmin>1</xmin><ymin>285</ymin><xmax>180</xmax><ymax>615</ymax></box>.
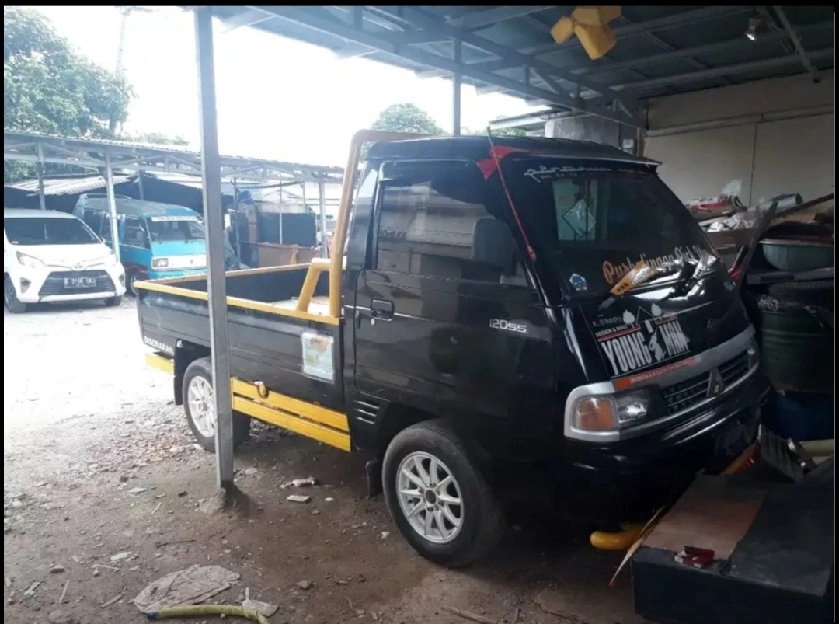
<box><xmin>370</xmin><ymin>298</ymin><xmax>394</xmax><ymax>320</ymax></box>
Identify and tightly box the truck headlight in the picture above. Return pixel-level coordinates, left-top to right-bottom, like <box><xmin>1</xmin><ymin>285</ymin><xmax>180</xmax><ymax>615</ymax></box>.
<box><xmin>16</xmin><ymin>252</ymin><xmax>45</xmax><ymax>269</ymax></box>
<box><xmin>152</xmin><ymin>257</ymin><xmax>169</xmax><ymax>269</ymax></box>
<box><xmin>571</xmin><ymin>389</ymin><xmax>652</xmax><ymax>433</ymax></box>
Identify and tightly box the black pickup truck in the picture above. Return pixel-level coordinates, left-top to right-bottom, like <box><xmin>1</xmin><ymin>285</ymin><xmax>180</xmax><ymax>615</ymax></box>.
<box><xmin>137</xmin><ymin>132</ymin><xmax>769</xmax><ymax>567</ymax></box>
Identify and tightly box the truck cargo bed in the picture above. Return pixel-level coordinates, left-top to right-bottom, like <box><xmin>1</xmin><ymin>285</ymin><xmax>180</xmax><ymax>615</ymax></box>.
<box><xmin>136</xmin><ymin>265</ymin><xmax>344</xmax><ymax>413</ymax></box>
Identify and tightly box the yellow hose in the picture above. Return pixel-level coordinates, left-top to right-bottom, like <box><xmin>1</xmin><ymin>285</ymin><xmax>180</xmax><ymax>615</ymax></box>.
<box><xmin>147</xmin><ymin>604</ymin><xmax>269</xmax><ymax>624</ymax></box>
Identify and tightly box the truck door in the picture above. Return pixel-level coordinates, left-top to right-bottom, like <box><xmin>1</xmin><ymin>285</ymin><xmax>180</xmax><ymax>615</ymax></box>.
<box><xmin>351</xmin><ymin>160</ymin><xmax>554</xmax><ymax>449</ymax></box>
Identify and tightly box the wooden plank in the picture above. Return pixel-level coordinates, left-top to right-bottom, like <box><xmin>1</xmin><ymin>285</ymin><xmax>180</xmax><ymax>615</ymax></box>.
<box><xmin>642</xmin><ymin>475</ymin><xmax>766</xmax><ymax>560</ymax></box>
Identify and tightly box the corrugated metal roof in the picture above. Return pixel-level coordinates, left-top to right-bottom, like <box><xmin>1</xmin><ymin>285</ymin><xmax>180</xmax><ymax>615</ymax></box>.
<box><xmin>6</xmin><ymin>175</ymin><xmax>131</xmax><ymax>196</ymax></box>
<box><xmin>206</xmin><ymin>6</ymin><xmax>833</xmax><ymax>127</ymax></box>
<box><xmin>4</xmin><ymin>131</ymin><xmax>344</xmax><ymax>183</ymax></box>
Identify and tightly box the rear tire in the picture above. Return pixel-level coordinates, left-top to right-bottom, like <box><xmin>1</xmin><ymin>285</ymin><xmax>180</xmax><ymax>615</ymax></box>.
<box><xmin>182</xmin><ymin>357</ymin><xmax>251</xmax><ymax>452</ymax></box>
<box><xmin>382</xmin><ymin>420</ymin><xmax>505</xmax><ymax>567</ymax></box>
<box><xmin>4</xmin><ymin>276</ymin><xmax>27</xmax><ymax>314</ymax></box>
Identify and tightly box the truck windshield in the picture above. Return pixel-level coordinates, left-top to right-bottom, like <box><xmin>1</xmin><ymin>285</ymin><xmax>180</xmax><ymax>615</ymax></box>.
<box><xmin>146</xmin><ymin>216</ymin><xmax>205</xmax><ymax>243</ymax></box>
<box><xmin>504</xmin><ymin>158</ymin><xmax>714</xmax><ymax>296</ymax></box>
<box><xmin>5</xmin><ymin>217</ymin><xmax>99</xmax><ymax>246</ymax></box>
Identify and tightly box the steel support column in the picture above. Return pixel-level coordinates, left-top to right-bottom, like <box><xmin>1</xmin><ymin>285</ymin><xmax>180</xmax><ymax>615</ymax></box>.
<box><xmin>194</xmin><ymin>7</ymin><xmax>235</xmax><ymax>490</ymax></box>
<box><xmin>103</xmin><ymin>153</ymin><xmax>121</xmax><ymax>263</ymax></box>
<box><xmin>36</xmin><ymin>144</ymin><xmax>46</xmax><ymax>210</ymax></box>
<box><xmin>452</xmin><ymin>39</ymin><xmax>462</xmax><ymax>136</ymax></box>
<box><xmin>318</xmin><ymin>181</ymin><xmax>328</xmax><ymax>258</ymax></box>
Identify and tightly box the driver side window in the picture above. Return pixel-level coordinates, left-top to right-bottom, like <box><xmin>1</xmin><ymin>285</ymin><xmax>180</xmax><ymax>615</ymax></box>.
<box><xmin>124</xmin><ymin>216</ymin><xmax>149</xmax><ymax>248</ymax></box>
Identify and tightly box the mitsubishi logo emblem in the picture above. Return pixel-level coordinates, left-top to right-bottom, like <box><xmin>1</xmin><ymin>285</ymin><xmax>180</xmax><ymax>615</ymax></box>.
<box><xmin>707</xmin><ymin>368</ymin><xmax>725</xmax><ymax>398</ymax></box>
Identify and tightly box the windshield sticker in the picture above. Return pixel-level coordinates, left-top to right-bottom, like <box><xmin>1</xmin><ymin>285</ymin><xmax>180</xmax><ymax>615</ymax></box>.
<box><xmin>149</xmin><ymin>216</ymin><xmax>200</xmax><ymax>222</ymax></box>
<box><xmin>595</xmin><ymin>304</ymin><xmax>691</xmax><ymax>378</ymax></box>
<box><xmin>602</xmin><ymin>245</ymin><xmax>705</xmax><ymax>286</ymax></box>
<box><xmin>523</xmin><ymin>165</ymin><xmax>612</xmax><ymax>183</ymax></box>
<box><xmin>569</xmin><ymin>273</ymin><xmax>588</xmax><ymax>292</ymax></box>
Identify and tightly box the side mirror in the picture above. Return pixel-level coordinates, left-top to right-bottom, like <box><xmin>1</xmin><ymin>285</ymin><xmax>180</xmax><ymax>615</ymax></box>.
<box><xmin>472</xmin><ymin>218</ymin><xmax>516</xmax><ymax>273</ymax></box>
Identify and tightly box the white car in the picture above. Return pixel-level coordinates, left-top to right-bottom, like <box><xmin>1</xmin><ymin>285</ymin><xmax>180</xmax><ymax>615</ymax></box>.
<box><xmin>4</xmin><ymin>208</ymin><xmax>126</xmax><ymax>313</ymax></box>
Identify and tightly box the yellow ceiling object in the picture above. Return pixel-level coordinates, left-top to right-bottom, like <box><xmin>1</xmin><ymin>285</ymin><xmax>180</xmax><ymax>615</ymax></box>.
<box><xmin>551</xmin><ymin>6</ymin><xmax>621</xmax><ymax>60</ymax></box>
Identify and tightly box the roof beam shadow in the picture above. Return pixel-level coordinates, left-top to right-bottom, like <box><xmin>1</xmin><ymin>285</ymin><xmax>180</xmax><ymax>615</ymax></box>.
<box><xmin>517</xmin><ymin>6</ymin><xmax>754</xmax><ymax>60</ymax></box>
<box><xmin>446</xmin><ymin>6</ymin><xmax>548</xmax><ymax>30</ymax></box>
<box><xmin>771</xmin><ymin>6</ymin><xmax>820</xmax><ymax>81</ymax></box>
<box><xmin>219</xmin><ymin>9</ymin><xmax>274</xmax><ymax>33</ymax></box>
<box><xmin>609</xmin><ymin>47</ymin><xmax>834</xmax><ymax>93</ymax></box>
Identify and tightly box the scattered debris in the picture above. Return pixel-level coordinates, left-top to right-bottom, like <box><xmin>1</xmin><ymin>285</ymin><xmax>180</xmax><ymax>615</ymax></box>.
<box><xmin>286</xmin><ymin>495</ymin><xmax>311</xmax><ymax>504</ymax></box>
<box><xmin>24</xmin><ymin>580</ymin><xmax>41</xmax><ymax>598</ymax></box>
<box><xmin>49</xmin><ymin>565</ymin><xmax>65</xmax><ymax>574</ymax></box>
<box><xmin>243</xmin><ymin>467</ymin><xmax>259</xmax><ymax>476</ymax></box>
<box><xmin>110</xmin><ymin>552</ymin><xmax>132</xmax><ymax>563</ymax></box>
<box><xmin>297</xmin><ymin>579</ymin><xmax>314</xmax><ymax>590</ymax></box>
<box><xmin>380</xmin><ymin>531</ymin><xmax>389</xmax><ymax>540</ymax></box>
<box><xmin>282</xmin><ymin>477</ymin><xmax>318</xmax><ymax>488</ymax></box>
<box><xmin>242</xmin><ymin>588</ymin><xmax>278</xmax><ymax>617</ymax></box>
<box><xmin>58</xmin><ymin>580</ymin><xmax>69</xmax><ymax>604</ymax></box>
<box><xmin>533</xmin><ymin>589</ymin><xmax>593</xmax><ymax>623</ymax></box>
<box><xmin>442</xmin><ymin>606</ymin><xmax>499</xmax><ymax>624</ymax></box>
<box><xmin>128</xmin><ymin>486</ymin><xmax>148</xmax><ymax>495</ymax></box>
<box><xmin>133</xmin><ymin>565</ymin><xmax>240</xmax><ymax>614</ymax></box>
<box><xmin>47</xmin><ymin>609</ymin><xmax>73</xmax><ymax>624</ymax></box>
<box><xmin>177</xmin><ymin>491</ymin><xmax>187</xmax><ymax>497</ymax></box>
<box><xmin>154</xmin><ymin>538</ymin><xmax>196</xmax><ymax>548</ymax></box>
<box><xmin>119</xmin><ymin>475</ymin><xmax>129</xmax><ymax>483</ymax></box>
<box><xmin>325</xmin><ymin>497</ymin><xmax>334</xmax><ymax>502</ymax></box>
<box><xmin>101</xmin><ymin>591</ymin><xmax>125</xmax><ymax>607</ymax></box>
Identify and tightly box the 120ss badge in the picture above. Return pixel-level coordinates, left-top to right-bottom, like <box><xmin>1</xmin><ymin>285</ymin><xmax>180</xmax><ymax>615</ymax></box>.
<box><xmin>489</xmin><ymin>319</ymin><xmax>528</xmax><ymax>334</ymax></box>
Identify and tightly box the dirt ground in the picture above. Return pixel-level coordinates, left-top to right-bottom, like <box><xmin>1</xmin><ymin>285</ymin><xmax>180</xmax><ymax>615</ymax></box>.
<box><xmin>4</xmin><ymin>299</ymin><xmax>647</xmax><ymax>624</ymax></box>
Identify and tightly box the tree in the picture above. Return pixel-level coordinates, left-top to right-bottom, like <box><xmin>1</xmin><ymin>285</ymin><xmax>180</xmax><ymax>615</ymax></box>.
<box><xmin>4</xmin><ymin>7</ymin><xmax>135</xmax><ymax>182</ymax></box>
<box><xmin>128</xmin><ymin>132</ymin><xmax>190</xmax><ymax>147</ymax></box>
<box><xmin>371</xmin><ymin>103</ymin><xmax>444</xmax><ymax>136</ymax></box>
<box><xmin>462</xmin><ymin>126</ymin><xmax>530</xmax><ymax>137</ymax></box>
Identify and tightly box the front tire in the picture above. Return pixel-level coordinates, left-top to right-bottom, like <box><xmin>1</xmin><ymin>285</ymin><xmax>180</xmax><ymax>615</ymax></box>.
<box><xmin>125</xmin><ymin>272</ymin><xmax>137</xmax><ymax>297</ymax></box>
<box><xmin>4</xmin><ymin>276</ymin><xmax>27</xmax><ymax>314</ymax></box>
<box><xmin>105</xmin><ymin>296</ymin><xmax>122</xmax><ymax>307</ymax></box>
<box><xmin>382</xmin><ymin>420</ymin><xmax>505</xmax><ymax>567</ymax></box>
<box><xmin>182</xmin><ymin>357</ymin><xmax>251</xmax><ymax>452</ymax></box>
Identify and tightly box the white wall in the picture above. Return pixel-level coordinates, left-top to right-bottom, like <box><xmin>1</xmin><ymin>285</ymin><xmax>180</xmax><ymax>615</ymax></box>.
<box><xmin>644</xmin><ymin>73</ymin><xmax>834</xmax><ymax>205</ymax></box>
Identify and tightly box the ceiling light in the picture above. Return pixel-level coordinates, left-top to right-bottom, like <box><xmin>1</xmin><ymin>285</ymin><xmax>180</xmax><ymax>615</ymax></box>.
<box><xmin>745</xmin><ymin>15</ymin><xmax>761</xmax><ymax>41</ymax></box>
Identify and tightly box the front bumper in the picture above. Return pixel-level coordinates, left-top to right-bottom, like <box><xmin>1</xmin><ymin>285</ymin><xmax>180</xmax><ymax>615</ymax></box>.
<box><xmin>554</xmin><ymin>372</ymin><xmax>771</xmax><ymax>523</ymax></box>
<box><xmin>11</xmin><ymin>264</ymin><xmax>125</xmax><ymax>303</ymax></box>
<box><xmin>146</xmin><ymin>268</ymin><xmax>207</xmax><ymax>281</ymax></box>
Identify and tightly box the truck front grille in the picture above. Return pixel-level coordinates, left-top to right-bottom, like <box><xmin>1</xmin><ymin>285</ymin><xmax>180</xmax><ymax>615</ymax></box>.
<box><xmin>661</xmin><ymin>351</ymin><xmax>750</xmax><ymax>415</ymax></box>
<box><xmin>38</xmin><ymin>270</ymin><xmax>115</xmax><ymax>296</ymax></box>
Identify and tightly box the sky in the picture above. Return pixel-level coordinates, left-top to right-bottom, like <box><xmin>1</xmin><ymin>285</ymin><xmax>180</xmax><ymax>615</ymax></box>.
<box><xmin>33</xmin><ymin>6</ymin><xmax>540</xmax><ymax>167</ymax></box>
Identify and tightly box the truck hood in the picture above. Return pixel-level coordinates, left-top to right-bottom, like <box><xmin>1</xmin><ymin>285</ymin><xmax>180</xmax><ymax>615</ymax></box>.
<box><xmin>572</xmin><ymin>269</ymin><xmax>750</xmax><ymax>383</ymax></box>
